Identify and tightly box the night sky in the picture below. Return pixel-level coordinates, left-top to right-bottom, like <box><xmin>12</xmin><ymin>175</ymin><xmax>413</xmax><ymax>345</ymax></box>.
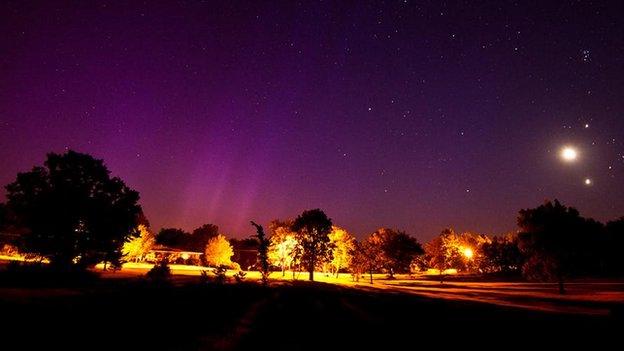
<box><xmin>2</xmin><ymin>1</ymin><xmax>623</xmax><ymax>241</ymax></box>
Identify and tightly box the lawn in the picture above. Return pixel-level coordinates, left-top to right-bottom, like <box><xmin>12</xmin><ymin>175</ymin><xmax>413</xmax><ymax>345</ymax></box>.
<box><xmin>0</xmin><ymin>264</ymin><xmax>622</xmax><ymax>350</ymax></box>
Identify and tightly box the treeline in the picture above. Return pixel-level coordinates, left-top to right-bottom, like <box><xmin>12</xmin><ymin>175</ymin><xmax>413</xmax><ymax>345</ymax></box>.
<box><xmin>1</xmin><ymin>151</ymin><xmax>623</xmax><ymax>293</ymax></box>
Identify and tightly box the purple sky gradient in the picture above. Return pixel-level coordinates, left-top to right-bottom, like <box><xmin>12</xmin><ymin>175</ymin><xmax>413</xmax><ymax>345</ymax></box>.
<box><xmin>2</xmin><ymin>1</ymin><xmax>623</xmax><ymax>241</ymax></box>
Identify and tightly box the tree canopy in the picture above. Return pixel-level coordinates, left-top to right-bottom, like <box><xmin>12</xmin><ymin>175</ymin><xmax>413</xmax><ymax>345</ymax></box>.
<box><xmin>327</xmin><ymin>226</ymin><xmax>356</xmax><ymax>277</ymax></box>
<box><xmin>292</xmin><ymin>209</ymin><xmax>333</xmax><ymax>281</ymax></box>
<box><xmin>204</xmin><ymin>234</ymin><xmax>234</xmax><ymax>268</ymax></box>
<box><xmin>268</xmin><ymin>220</ymin><xmax>299</xmax><ymax>276</ymax></box>
<box><xmin>4</xmin><ymin>150</ymin><xmax>141</xmax><ymax>268</ymax></box>
<box><xmin>368</xmin><ymin>228</ymin><xmax>423</xmax><ymax>278</ymax></box>
<box><xmin>517</xmin><ymin>200</ymin><xmax>601</xmax><ymax>294</ymax></box>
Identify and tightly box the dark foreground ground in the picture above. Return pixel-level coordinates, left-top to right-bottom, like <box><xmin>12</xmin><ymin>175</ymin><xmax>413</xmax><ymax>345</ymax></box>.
<box><xmin>1</xmin><ymin>272</ymin><xmax>623</xmax><ymax>351</ymax></box>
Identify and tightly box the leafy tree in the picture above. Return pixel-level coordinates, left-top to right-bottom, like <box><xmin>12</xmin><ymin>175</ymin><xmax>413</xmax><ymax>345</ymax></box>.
<box><xmin>480</xmin><ymin>234</ymin><xmax>523</xmax><ymax>274</ymax></box>
<box><xmin>350</xmin><ymin>237</ymin><xmax>383</xmax><ymax>284</ymax></box>
<box><xmin>156</xmin><ymin>228</ymin><xmax>190</xmax><ymax>249</ymax></box>
<box><xmin>517</xmin><ymin>200</ymin><xmax>589</xmax><ymax>294</ymax></box>
<box><xmin>368</xmin><ymin>228</ymin><xmax>423</xmax><ymax>278</ymax></box>
<box><xmin>189</xmin><ymin>223</ymin><xmax>219</xmax><ymax>252</ymax></box>
<box><xmin>268</xmin><ymin>220</ymin><xmax>299</xmax><ymax>277</ymax></box>
<box><xmin>4</xmin><ymin>150</ymin><xmax>141</xmax><ymax>268</ymax></box>
<box><xmin>251</xmin><ymin>221</ymin><xmax>270</xmax><ymax>285</ymax></box>
<box><xmin>204</xmin><ymin>234</ymin><xmax>234</xmax><ymax>267</ymax></box>
<box><xmin>425</xmin><ymin>228</ymin><xmax>464</xmax><ymax>283</ymax></box>
<box><xmin>0</xmin><ymin>202</ymin><xmax>6</xmax><ymax>230</ymax></box>
<box><xmin>122</xmin><ymin>224</ymin><xmax>155</xmax><ymax>262</ymax></box>
<box><xmin>606</xmin><ymin>218</ymin><xmax>624</xmax><ymax>274</ymax></box>
<box><xmin>327</xmin><ymin>226</ymin><xmax>355</xmax><ymax>277</ymax></box>
<box><xmin>291</xmin><ymin>209</ymin><xmax>333</xmax><ymax>281</ymax></box>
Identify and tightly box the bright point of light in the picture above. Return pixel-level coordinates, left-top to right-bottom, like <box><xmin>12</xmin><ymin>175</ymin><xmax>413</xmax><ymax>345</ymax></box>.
<box><xmin>584</xmin><ymin>178</ymin><xmax>592</xmax><ymax>186</ymax></box>
<box><xmin>560</xmin><ymin>147</ymin><xmax>578</xmax><ymax>161</ymax></box>
<box><xmin>462</xmin><ymin>247</ymin><xmax>474</xmax><ymax>259</ymax></box>
<box><xmin>584</xmin><ymin>123</ymin><xmax>589</xmax><ymax>128</ymax></box>
<box><xmin>181</xmin><ymin>253</ymin><xmax>190</xmax><ymax>260</ymax></box>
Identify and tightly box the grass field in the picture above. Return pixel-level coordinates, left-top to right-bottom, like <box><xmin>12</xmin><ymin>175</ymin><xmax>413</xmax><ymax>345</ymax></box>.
<box><xmin>1</xmin><ymin>261</ymin><xmax>622</xmax><ymax>350</ymax></box>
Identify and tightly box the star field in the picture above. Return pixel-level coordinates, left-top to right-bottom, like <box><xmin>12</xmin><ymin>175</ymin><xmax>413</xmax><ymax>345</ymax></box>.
<box><xmin>1</xmin><ymin>1</ymin><xmax>623</xmax><ymax>240</ymax></box>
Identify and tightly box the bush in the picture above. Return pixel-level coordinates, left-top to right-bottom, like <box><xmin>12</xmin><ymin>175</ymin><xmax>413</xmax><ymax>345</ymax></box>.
<box><xmin>200</xmin><ymin>270</ymin><xmax>210</xmax><ymax>284</ymax></box>
<box><xmin>234</xmin><ymin>270</ymin><xmax>246</xmax><ymax>283</ymax></box>
<box><xmin>146</xmin><ymin>260</ymin><xmax>171</xmax><ymax>281</ymax></box>
<box><xmin>212</xmin><ymin>265</ymin><xmax>228</xmax><ymax>284</ymax></box>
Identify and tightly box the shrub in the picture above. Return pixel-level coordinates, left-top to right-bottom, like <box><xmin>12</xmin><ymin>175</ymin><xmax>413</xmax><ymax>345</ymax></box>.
<box><xmin>146</xmin><ymin>260</ymin><xmax>171</xmax><ymax>281</ymax></box>
<box><xmin>234</xmin><ymin>270</ymin><xmax>246</xmax><ymax>283</ymax></box>
<box><xmin>199</xmin><ymin>270</ymin><xmax>210</xmax><ymax>284</ymax></box>
<box><xmin>212</xmin><ymin>265</ymin><xmax>228</xmax><ymax>284</ymax></box>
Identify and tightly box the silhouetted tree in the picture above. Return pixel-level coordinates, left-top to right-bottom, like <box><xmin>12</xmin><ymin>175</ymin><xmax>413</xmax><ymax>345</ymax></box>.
<box><xmin>4</xmin><ymin>150</ymin><xmax>141</xmax><ymax>269</ymax></box>
<box><xmin>0</xmin><ymin>202</ymin><xmax>6</xmax><ymax>231</ymax></box>
<box><xmin>291</xmin><ymin>209</ymin><xmax>333</xmax><ymax>281</ymax></box>
<box><xmin>480</xmin><ymin>234</ymin><xmax>523</xmax><ymax>274</ymax></box>
<box><xmin>189</xmin><ymin>223</ymin><xmax>219</xmax><ymax>252</ymax></box>
<box><xmin>251</xmin><ymin>221</ymin><xmax>270</xmax><ymax>285</ymax></box>
<box><xmin>156</xmin><ymin>228</ymin><xmax>190</xmax><ymax>249</ymax></box>
<box><xmin>369</xmin><ymin>228</ymin><xmax>423</xmax><ymax>278</ymax></box>
<box><xmin>517</xmin><ymin>200</ymin><xmax>590</xmax><ymax>294</ymax></box>
<box><xmin>606</xmin><ymin>218</ymin><xmax>624</xmax><ymax>274</ymax></box>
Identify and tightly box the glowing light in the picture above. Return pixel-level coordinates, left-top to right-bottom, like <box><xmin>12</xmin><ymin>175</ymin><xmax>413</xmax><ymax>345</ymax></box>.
<box><xmin>584</xmin><ymin>178</ymin><xmax>592</xmax><ymax>186</ymax></box>
<box><xmin>181</xmin><ymin>253</ymin><xmax>190</xmax><ymax>260</ymax></box>
<box><xmin>462</xmin><ymin>247</ymin><xmax>474</xmax><ymax>259</ymax></box>
<box><xmin>560</xmin><ymin>147</ymin><xmax>578</xmax><ymax>162</ymax></box>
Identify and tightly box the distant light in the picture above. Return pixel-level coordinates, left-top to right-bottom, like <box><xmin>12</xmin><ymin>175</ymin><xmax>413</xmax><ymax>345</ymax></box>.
<box><xmin>584</xmin><ymin>123</ymin><xmax>589</xmax><ymax>128</ymax></box>
<box><xmin>462</xmin><ymin>247</ymin><xmax>474</xmax><ymax>259</ymax></box>
<box><xmin>560</xmin><ymin>147</ymin><xmax>578</xmax><ymax>161</ymax></box>
<box><xmin>584</xmin><ymin>178</ymin><xmax>592</xmax><ymax>186</ymax></box>
<box><xmin>181</xmin><ymin>253</ymin><xmax>190</xmax><ymax>260</ymax></box>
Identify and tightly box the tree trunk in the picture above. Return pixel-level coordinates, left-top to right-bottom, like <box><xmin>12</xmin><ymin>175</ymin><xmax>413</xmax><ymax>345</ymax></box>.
<box><xmin>309</xmin><ymin>269</ymin><xmax>314</xmax><ymax>281</ymax></box>
<box><xmin>440</xmin><ymin>269</ymin><xmax>444</xmax><ymax>284</ymax></box>
<box><xmin>369</xmin><ymin>268</ymin><xmax>373</xmax><ymax>284</ymax></box>
<box><xmin>282</xmin><ymin>264</ymin><xmax>286</xmax><ymax>277</ymax></box>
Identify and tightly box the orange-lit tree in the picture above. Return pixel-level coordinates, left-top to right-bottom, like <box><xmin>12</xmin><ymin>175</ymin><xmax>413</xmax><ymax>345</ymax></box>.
<box><xmin>122</xmin><ymin>224</ymin><xmax>155</xmax><ymax>262</ymax></box>
<box><xmin>327</xmin><ymin>226</ymin><xmax>355</xmax><ymax>277</ymax></box>
<box><xmin>425</xmin><ymin>228</ymin><xmax>464</xmax><ymax>283</ymax></box>
<box><xmin>350</xmin><ymin>237</ymin><xmax>383</xmax><ymax>284</ymax></box>
<box><xmin>292</xmin><ymin>209</ymin><xmax>333</xmax><ymax>281</ymax></box>
<box><xmin>268</xmin><ymin>220</ymin><xmax>299</xmax><ymax>277</ymax></box>
<box><xmin>205</xmin><ymin>234</ymin><xmax>234</xmax><ymax>268</ymax></box>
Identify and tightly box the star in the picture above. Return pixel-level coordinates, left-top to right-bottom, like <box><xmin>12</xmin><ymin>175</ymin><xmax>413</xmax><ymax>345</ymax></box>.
<box><xmin>560</xmin><ymin>147</ymin><xmax>578</xmax><ymax>162</ymax></box>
